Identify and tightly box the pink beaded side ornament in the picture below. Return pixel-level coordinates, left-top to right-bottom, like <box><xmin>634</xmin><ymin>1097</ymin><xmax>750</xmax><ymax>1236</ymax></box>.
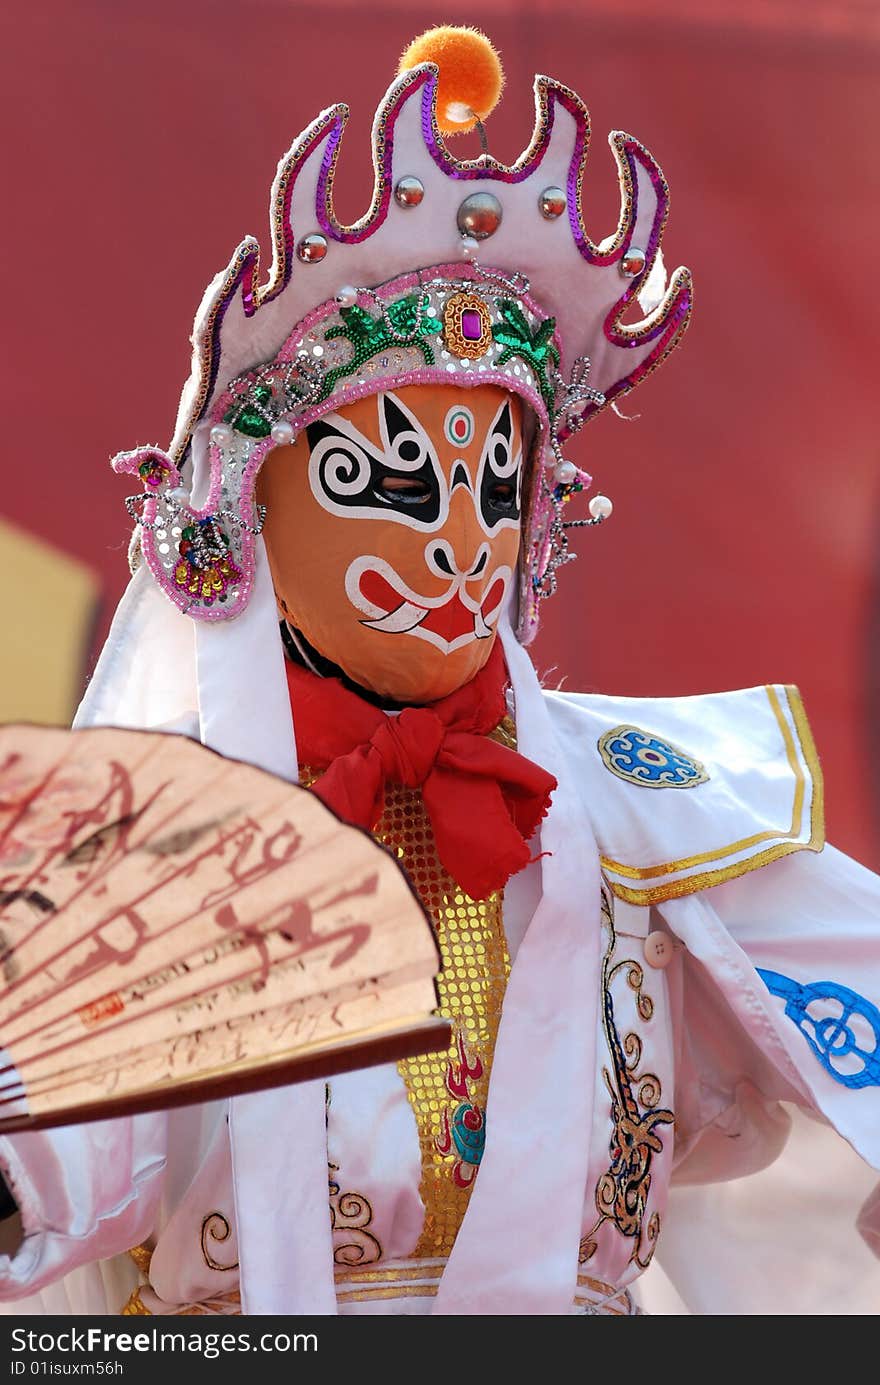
<box><xmin>115</xmin><ymin>26</ymin><xmax>691</xmax><ymax>641</ymax></box>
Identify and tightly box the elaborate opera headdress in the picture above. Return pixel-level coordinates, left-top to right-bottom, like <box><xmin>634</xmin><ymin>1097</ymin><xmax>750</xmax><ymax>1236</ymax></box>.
<box><xmin>115</xmin><ymin>27</ymin><xmax>692</xmax><ymax>644</ymax></box>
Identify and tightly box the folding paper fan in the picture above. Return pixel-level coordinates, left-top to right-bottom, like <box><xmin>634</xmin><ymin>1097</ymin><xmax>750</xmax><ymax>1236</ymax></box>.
<box><xmin>0</xmin><ymin>724</ymin><xmax>449</xmax><ymax>1133</ymax></box>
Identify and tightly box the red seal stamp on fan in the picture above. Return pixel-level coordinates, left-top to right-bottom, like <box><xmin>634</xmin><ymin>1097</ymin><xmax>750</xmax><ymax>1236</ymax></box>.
<box><xmin>77</xmin><ymin>993</ymin><xmax>125</xmax><ymax>1029</ymax></box>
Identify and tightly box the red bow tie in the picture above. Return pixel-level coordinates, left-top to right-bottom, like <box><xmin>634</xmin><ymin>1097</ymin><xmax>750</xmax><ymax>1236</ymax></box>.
<box><xmin>286</xmin><ymin>641</ymin><xmax>556</xmax><ymax>901</ymax></box>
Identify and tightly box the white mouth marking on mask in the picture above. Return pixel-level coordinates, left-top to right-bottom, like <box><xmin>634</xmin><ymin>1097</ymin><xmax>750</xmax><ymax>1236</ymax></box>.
<box><xmin>360</xmin><ymin>603</ymin><xmax>429</xmax><ymax>634</ymax></box>
<box><xmin>344</xmin><ymin>555</ymin><xmax>513</xmax><ymax>653</ymax></box>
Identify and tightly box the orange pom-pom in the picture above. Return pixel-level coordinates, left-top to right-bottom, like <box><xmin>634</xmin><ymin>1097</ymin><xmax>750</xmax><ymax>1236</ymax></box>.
<box><xmin>398</xmin><ymin>26</ymin><xmax>504</xmax><ymax>136</ymax></box>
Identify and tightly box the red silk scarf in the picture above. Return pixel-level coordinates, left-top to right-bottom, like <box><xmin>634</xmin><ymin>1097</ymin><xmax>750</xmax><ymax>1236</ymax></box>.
<box><xmin>286</xmin><ymin>641</ymin><xmax>556</xmax><ymax>901</ymax></box>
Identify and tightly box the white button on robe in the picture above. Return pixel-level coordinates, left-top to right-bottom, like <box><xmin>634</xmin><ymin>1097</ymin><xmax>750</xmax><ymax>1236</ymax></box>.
<box><xmin>644</xmin><ymin>931</ymin><xmax>675</xmax><ymax>969</ymax></box>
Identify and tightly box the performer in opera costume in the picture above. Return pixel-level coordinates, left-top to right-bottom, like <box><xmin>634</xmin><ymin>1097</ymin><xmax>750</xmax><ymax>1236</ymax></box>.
<box><xmin>1</xmin><ymin>27</ymin><xmax>878</xmax><ymax>1316</ymax></box>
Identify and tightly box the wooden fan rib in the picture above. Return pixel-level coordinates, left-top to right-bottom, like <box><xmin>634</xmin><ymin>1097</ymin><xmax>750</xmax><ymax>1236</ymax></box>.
<box><xmin>0</xmin><ymin>726</ymin><xmax>443</xmax><ymax>1128</ymax></box>
<box><xmin>0</xmin><ymin>824</ymin><xmax>353</xmax><ymax>1046</ymax></box>
<box><xmin>0</xmin><ymin>1012</ymin><xmax>452</xmax><ymax>1134</ymax></box>
<box><xmin>0</xmin><ymin>727</ymin><xmax>177</xmax><ymax>958</ymax></box>
<box><xmin>0</xmin><ymin>738</ymin><xmax>272</xmax><ymax>1013</ymax></box>
<box><xmin>9</xmin><ymin>960</ymin><xmax>441</xmax><ymax>1111</ymax></box>
<box><xmin>0</xmin><ymin>758</ymin><xmax>60</xmax><ymax>863</ymax></box>
<box><xmin>2</xmin><ymin>881</ymin><xmax>424</xmax><ymax>1082</ymax></box>
<box><xmin>0</xmin><ymin>773</ymin><xmax>329</xmax><ymax>1030</ymax></box>
<box><xmin>0</xmin><ymin>758</ymin><xmax>197</xmax><ymax>1016</ymax></box>
<box><xmin>0</xmin><ymin>835</ymin><xmax>438</xmax><ymax>1085</ymax></box>
<box><xmin>0</xmin><ymin>805</ymin><xmax>433</xmax><ymax>1055</ymax></box>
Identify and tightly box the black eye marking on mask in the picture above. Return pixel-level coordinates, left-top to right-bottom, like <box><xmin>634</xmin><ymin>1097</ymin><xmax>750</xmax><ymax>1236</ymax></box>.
<box><xmin>307</xmin><ymin>399</ymin><xmax>442</xmax><ymax>524</ymax></box>
<box><xmin>479</xmin><ymin>400</ymin><xmax>521</xmax><ymax>529</ymax></box>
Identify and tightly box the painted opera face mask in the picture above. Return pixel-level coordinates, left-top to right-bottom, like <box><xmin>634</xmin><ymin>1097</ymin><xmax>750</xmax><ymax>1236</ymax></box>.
<box><xmin>257</xmin><ymin>383</ymin><xmax>524</xmax><ymax>703</ymax></box>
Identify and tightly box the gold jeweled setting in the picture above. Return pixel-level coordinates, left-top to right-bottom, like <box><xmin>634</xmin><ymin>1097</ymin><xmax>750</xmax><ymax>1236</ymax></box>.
<box><xmin>441</xmin><ymin>290</ymin><xmax>493</xmax><ymax>360</ymax></box>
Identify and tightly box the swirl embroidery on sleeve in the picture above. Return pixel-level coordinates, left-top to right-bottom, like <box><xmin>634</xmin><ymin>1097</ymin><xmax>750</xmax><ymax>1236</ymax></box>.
<box><xmin>328</xmin><ymin>1164</ymin><xmax>382</xmax><ymax>1267</ymax></box>
<box><xmin>579</xmin><ymin>889</ymin><xmax>674</xmax><ymax>1270</ymax></box>
<box><xmin>200</xmin><ymin>1211</ymin><xmax>239</xmax><ymax>1271</ymax></box>
<box><xmin>758</xmin><ymin>969</ymin><xmax>880</xmax><ymax>1089</ymax></box>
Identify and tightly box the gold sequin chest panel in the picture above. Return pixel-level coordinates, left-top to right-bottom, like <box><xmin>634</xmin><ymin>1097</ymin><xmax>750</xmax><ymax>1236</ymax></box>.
<box><xmin>312</xmin><ymin>717</ymin><xmax>513</xmax><ymax>1261</ymax></box>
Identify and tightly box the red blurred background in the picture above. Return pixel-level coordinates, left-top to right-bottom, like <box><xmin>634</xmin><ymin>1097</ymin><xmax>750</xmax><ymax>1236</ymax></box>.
<box><xmin>2</xmin><ymin>0</ymin><xmax>879</xmax><ymax>867</ymax></box>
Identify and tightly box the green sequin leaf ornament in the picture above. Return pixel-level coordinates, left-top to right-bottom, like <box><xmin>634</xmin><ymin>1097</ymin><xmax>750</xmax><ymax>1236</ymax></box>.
<box><xmin>223</xmin><ymin>382</ymin><xmax>274</xmax><ymax>438</ymax></box>
<box><xmin>321</xmin><ymin>293</ymin><xmax>442</xmax><ymax>397</ymax></box>
<box><xmin>220</xmin><ymin>293</ymin><xmax>445</xmax><ymax>438</ymax></box>
<box><xmin>492</xmin><ymin>300</ymin><xmax>559</xmax><ymax>409</ymax></box>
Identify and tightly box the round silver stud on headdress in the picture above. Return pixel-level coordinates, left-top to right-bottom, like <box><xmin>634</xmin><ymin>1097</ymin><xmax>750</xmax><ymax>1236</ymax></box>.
<box><xmin>619</xmin><ymin>246</ymin><xmax>646</xmax><ymax>277</ymax></box>
<box><xmin>116</xmin><ymin>22</ymin><xmax>694</xmax><ymax>639</ymax></box>
<box><xmin>394</xmin><ymin>175</ymin><xmax>425</xmax><ymax>208</ymax></box>
<box><xmin>539</xmin><ymin>186</ymin><xmax>567</xmax><ymax>220</ymax></box>
<box><xmin>296</xmin><ymin>233</ymin><xmax>329</xmax><ymax>263</ymax></box>
<box><xmin>456</xmin><ymin>192</ymin><xmax>503</xmax><ymax>240</ymax></box>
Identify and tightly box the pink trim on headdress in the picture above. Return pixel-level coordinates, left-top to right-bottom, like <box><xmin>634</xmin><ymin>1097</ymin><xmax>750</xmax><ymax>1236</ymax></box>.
<box><xmin>125</xmin><ymin>263</ymin><xmax>562</xmax><ymax>624</ymax></box>
<box><xmin>172</xmin><ymin>64</ymin><xmax>691</xmax><ymax>473</ymax></box>
<box><xmin>121</xmin><ymin>60</ymin><xmax>693</xmax><ymax>639</ymax></box>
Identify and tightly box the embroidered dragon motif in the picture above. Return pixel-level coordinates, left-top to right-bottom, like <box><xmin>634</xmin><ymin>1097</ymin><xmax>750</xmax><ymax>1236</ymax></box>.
<box><xmin>579</xmin><ymin>889</ymin><xmax>674</xmax><ymax>1270</ymax></box>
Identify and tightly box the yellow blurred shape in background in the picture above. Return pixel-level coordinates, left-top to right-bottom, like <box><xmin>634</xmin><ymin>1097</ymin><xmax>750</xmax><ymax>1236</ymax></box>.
<box><xmin>0</xmin><ymin>518</ymin><xmax>99</xmax><ymax>725</ymax></box>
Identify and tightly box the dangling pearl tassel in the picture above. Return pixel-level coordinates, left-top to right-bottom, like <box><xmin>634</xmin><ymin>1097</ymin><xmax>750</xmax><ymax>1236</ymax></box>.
<box><xmin>588</xmin><ymin>494</ymin><xmax>613</xmax><ymax>522</ymax></box>
<box><xmin>460</xmin><ymin>234</ymin><xmax>480</xmax><ymax>261</ymax></box>
<box><xmin>554</xmin><ymin>460</ymin><xmax>578</xmax><ymax>485</ymax></box>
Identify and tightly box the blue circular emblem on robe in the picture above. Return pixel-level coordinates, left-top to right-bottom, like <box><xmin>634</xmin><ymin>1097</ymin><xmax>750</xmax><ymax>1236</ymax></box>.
<box><xmin>598</xmin><ymin>726</ymin><xmax>708</xmax><ymax>789</ymax></box>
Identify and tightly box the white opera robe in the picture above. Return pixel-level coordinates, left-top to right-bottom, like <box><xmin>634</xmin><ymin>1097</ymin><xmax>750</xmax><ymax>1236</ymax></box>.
<box><xmin>0</xmin><ymin>575</ymin><xmax>878</xmax><ymax>1315</ymax></box>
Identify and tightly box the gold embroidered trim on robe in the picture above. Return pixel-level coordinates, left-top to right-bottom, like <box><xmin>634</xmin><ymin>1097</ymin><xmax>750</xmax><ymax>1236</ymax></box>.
<box><xmin>579</xmin><ymin>886</ymin><xmax>674</xmax><ymax>1270</ymax></box>
<box><xmin>121</xmin><ymin>1287</ymin><xmax>242</xmax><ymax>1316</ymax></box>
<box><xmin>599</xmin><ymin>686</ymin><xmax>824</xmax><ymax>904</ymax></box>
<box><xmin>333</xmin><ymin>1257</ymin><xmax>637</xmax><ymax>1313</ymax></box>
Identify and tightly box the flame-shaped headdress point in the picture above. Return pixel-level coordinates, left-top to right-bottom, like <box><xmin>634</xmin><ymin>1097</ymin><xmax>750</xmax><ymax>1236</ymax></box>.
<box><xmin>121</xmin><ymin>34</ymin><xmax>692</xmax><ymax>640</ymax></box>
